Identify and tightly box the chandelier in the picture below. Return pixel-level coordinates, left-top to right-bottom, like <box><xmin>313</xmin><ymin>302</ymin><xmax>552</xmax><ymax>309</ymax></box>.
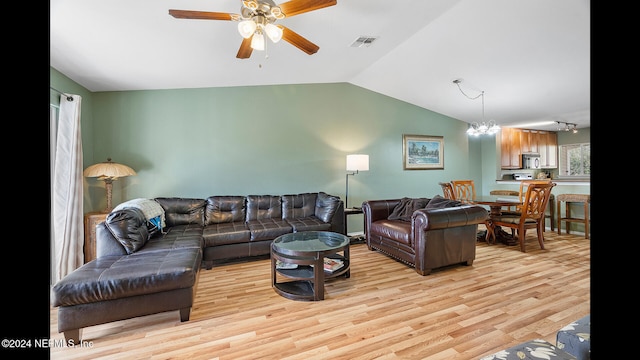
<box><xmin>453</xmin><ymin>79</ymin><xmax>500</xmax><ymax>136</ymax></box>
<box><xmin>237</xmin><ymin>0</ymin><xmax>284</xmax><ymax>51</ymax></box>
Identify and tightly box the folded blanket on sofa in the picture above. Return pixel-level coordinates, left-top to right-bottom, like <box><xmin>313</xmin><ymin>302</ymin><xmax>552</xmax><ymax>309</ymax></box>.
<box><xmin>387</xmin><ymin>197</ymin><xmax>430</xmax><ymax>221</ymax></box>
<box><xmin>387</xmin><ymin>196</ymin><xmax>463</xmax><ymax>222</ymax></box>
<box><xmin>113</xmin><ymin>198</ymin><xmax>166</xmax><ymax>231</ymax></box>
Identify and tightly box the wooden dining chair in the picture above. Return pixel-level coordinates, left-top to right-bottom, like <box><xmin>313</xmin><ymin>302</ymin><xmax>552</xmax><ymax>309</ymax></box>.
<box><xmin>451</xmin><ymin>180</ymin><xmax>476</xmax><ymax>203</ymax></box>
<box><xmin>438</xmin><ymin>182</ymin><xmax>456</xmax><ymax>200</ymax></box>
<box><xmin>490</xmin><ymin>182</ymin><xmax>556</xmax><ymax>252</ymax></box>
<box><xmin>501</xmin><ymin>179</ymin><xmax>555</xmax><ymax>230</ymax></box>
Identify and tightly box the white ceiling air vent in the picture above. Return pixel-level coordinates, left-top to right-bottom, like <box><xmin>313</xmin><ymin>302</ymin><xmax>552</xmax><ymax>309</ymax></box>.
<box><xmin>350</xmin><ymin>36</ymin><xmax>378</xmax><ymax>48</ymax></box>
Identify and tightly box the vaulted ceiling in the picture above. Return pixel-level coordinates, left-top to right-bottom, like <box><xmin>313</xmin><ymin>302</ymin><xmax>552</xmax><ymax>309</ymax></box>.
<box><xmin>50</xmin><ymin>0</ymin><xmax>590</xmax><ymax>131</ymax></box>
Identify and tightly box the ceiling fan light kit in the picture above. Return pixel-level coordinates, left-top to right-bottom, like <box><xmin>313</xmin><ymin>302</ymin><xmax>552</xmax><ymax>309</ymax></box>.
<box><xmin>264</xmin><ymin>23</ymin><xmax>283</xmax><ymax>42</ymax></box>
<box><xmin>169</xmin><ymin>0</ymin><xmax>337</xmax><ymax>59</ymax></box>
<box><xmin>251</xmin><ymin>31</ymin><xmax>266</xmax><ymax>50</ymax></box>
<box><xmin>238</xmin><ymin>20</ymin><xmax>257</xmax><ymax>38</ymax></box>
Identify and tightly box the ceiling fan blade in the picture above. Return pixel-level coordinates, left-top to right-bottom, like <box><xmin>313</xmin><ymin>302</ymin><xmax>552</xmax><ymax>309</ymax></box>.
<box><xmin>278</xmin><ymin>0</ymin><xmax>337</xmax><ymax>17</ymax></box>
<box><xmin>236</xmin><ymin>37</ymin><xmax>254</xmax><ymax>59</ymax></box>
<box><xmin>279</xmin><ymin>26</ymin><xmax>319</xmax><ymax>55</ymax></box>
<box><xmin>168</xmin><ymin>9</ymin><xmax>237</xmax><ymax>21</ymax></box>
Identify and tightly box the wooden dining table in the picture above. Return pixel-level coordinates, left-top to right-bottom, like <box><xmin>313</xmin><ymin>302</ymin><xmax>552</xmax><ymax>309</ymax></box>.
<box><xmin>467</xmin><ymin>196</ymin><xmax>522</xmax><ymax>245</ymax></box>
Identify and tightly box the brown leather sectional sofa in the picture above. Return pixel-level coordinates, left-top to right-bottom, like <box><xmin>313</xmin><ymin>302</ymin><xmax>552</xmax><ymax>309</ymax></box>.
<box><xmin>51</xmin><ymin>192</ymin><xmax>344</xmax><ymax>344</ymax></box>
<box><xmin>363</xmin><ymin>196</ymin><xmax>488</xmax><ymax>275</ymax></box>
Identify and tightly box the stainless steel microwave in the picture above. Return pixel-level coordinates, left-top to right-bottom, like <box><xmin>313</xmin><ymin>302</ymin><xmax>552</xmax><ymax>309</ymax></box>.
<box><xmin>521</xmin><ymin>153</ymin><xmax>540</xmax><ymax>169</ymax></box>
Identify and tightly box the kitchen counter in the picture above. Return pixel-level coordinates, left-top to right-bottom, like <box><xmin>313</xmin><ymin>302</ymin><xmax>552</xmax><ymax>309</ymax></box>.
<box><xmin>496</xmin><ymin>179</ymin><xmax>589</xmax><ymax>186</ymax></box>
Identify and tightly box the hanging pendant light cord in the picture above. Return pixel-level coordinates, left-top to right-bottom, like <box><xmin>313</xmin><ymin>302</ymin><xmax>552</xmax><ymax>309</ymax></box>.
<box><xmin>453</xmin><ymin>79</ymin><xmax>500</xmax><ymax>136</ymax></box>
<box><xmin>481</xmin><ymin>91</ymin><xmax>485</xmax><ymax>121</ymax></box>
<box><xmin>454</xmin><ymin>80</ymin><xmax>483</xmax><ymax>100</ymax></box>
<box><xmin>454</xmin><ymin>80</ymin><xmax>485</xmax><ymax>121</ymax></box>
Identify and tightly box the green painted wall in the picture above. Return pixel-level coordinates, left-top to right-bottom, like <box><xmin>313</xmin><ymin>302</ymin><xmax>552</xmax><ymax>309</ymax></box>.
<box><xmin>50</xmin><ymin>67</ymin><xmax>589</xmax><ymax>235</ymax></box>
<box><xmin>51</xmin><ymin>68</ymin><xmax>477</xmax><ymax>233</ymax></box>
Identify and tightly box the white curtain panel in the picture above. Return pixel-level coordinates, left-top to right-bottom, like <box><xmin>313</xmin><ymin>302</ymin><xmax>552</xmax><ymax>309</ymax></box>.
<box><xmin>50</xmin><ymin>105</ymin><xmax>58</xmax><ymax>285</ymax></box>
<box><xmin>53</xmin><ymin>94</ymin><xmax>84</xmax><ymax>283</ymax></box>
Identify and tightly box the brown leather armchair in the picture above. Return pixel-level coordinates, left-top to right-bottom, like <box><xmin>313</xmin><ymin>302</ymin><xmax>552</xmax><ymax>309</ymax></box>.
<box><xmin>363</xmin><ymin>198</ymin><xmax>488</xmax><ymax>275</ymax></box>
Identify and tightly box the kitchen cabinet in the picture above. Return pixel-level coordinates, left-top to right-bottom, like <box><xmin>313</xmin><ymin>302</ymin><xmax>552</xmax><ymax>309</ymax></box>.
<box><xmin>520</xmin><ymin>129</ymin><xmax>540</xmax><ymax>154</ymax></box>
<box><xmin>500</xmin><ymin>128</ymin><xmax>522</xmax><ymax>169</ymax></box>
<box><xmin>539</xmin><ymin>131</ymin><xmax>558</xmax><ymax>168</ymax></box>
<box><xmin>500</xmin><ymin>128</ymin><xmax>557</xmax><ymax>169</ymax></box>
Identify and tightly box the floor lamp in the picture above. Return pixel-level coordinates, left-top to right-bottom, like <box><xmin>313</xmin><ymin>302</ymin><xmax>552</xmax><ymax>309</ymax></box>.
<box><xmin>345</xmin><ymin>154</ymin><xmax>369</xmax><ymax>209</ymax></box>
<box><xmin>84</xmin><ymin>158</ymin><xmax>137</xmax><ymax>212</ymax></box>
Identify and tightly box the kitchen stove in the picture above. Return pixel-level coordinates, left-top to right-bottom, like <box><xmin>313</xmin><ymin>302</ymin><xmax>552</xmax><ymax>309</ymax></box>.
<box><xmin>513</xmin><ymin>173</ymin><xmax>533</xmax><ymax>180</ymax></box>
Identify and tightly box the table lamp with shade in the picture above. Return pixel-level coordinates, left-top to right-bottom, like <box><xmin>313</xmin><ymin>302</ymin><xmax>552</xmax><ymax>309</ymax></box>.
<box><xmin>83</xmin><ymin>158</ymin><xmax>137</xmax><ymax>212</ymax></box>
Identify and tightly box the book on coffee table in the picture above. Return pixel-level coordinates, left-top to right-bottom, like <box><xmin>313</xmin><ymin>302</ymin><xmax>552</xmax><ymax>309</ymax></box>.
<box><xmin>323</xmin><ymin>257</ymin><xmax>344</xmax><ymax>272</ymax></box>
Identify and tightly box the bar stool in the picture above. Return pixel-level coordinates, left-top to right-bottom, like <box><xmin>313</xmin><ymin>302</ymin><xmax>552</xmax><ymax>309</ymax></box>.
<box><xmin>557</xmin><ymin>194</ymin><xmax>590</xmax><ymax>239</ymax></box>
<box><xmin>547</xmin><ymin>194</ymin><xmax>555</xmax><ymax>231</ymax></box>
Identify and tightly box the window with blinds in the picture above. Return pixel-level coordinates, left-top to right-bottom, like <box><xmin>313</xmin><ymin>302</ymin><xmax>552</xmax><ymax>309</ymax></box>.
<box><xmin>558</xmin><ymin>143</ymin><xmax>590</xmax><ymax>178</ymax></box>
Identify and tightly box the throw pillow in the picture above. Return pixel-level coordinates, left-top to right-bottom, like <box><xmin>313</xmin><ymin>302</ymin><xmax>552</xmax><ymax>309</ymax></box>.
<box><xmin>105</xmin><ymin>208</ymin><xmax>150</xmax><ymax>254</ymax></box>
<box><xmin>388</xmin><ymin>197</ymin><xmax>430</xmax><ymax>222</ymax></box>
<box><xmin>425</xmin><ymin>195</ymin><xmax>463</xmax><ymax>209</ymax></box>
<box><xmin>315</xmin><ymin>192</ymin><xmax>341</xmax><ymax>223</ymax></box>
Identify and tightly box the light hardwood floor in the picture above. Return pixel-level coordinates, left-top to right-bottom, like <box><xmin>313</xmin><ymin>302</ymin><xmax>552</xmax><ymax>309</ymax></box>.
<box><xmin>50</xmin><ymin>229</ymin><xmax>590</xmax><ymax>359</ymax></box>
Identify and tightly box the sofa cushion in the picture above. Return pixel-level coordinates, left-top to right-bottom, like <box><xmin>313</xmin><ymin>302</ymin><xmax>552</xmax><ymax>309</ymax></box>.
<box><xmin>246</xmin><ymin>195</ymin><xmax>282</xmax><ymax>221</ymax></box>
<box><xmin>104</xmin><ymin>208</ymin><xmax>150</xmax><ymax>254</ymax></box>
<box><xmin>286</xmin><ymin>217</ymin><xmax>332</xmax><ymax>233</ymax></box>
<box><xmin>202</xmin><ymin>222</ymin><xmax>251</xmax><ymax>246</ymax></box>
<box><xmin>140</xmin><ymin>224</ymin><xmax>204</xmax><ymax>253</ymax></box>
<box><xmin>388</xmin><ymin>197</ymin><xmax>430</xmax><ymax>221</ymax></box>
<box><xmin>370</xmin><ymin>219</ymin><xmax>412</xmax><ymax>245</ymax></box>
<box><xmin>247</xmin><ymin>218</ymin><xmax>293</xmax><ymax>241</ymax></box>
<box><xmin>425</xmin><ymin>195</ymin><xmax>463</xmax><ymax>209</ymax></box>
<box><xmin>315</xmin><ymin>192</ymin><xmax>342</xmax><ymax>223</ymax></box>
<box><xmin>155</xmin><ymin>197</ymin><xmax>206</xmax><ymax>227</ymax></box>
<box><xmin>282</xmin><ymin>193</ymin><xmax>317</xmax><ymax>219</ymax></box>
<box><xmin>204</xmin><ymin>196</ymin><xmax>246</xmax><ymax>225</ymax></box>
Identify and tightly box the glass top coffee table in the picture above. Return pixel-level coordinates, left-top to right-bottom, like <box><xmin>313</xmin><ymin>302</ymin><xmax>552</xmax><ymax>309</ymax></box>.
<box><xmin>271</xmin><ymin>231</ymin><xmax>350</xmax><ymax>301</ymax></box>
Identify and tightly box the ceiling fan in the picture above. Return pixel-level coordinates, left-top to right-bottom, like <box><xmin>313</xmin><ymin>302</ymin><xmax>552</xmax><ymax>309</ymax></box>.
<box><xmin>169</xmin><ymin>0</ymin><xmax>337</xmax><ymax>59</ymax></box>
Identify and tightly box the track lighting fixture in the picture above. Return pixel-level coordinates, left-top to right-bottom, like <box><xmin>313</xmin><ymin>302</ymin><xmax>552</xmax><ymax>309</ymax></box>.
<box><xmin>556</xmin><ymin>121</ymin><xmax>578</xmax><ymax>133</ymax></box>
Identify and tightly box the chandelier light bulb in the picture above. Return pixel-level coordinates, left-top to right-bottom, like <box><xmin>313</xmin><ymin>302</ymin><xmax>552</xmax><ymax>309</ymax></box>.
<box><xmin>487</xmin><ymin>122</ymin><xmax>500</xmax><ymax>134</ymax></box>
<box><xmin>467</xmin><ymin>126</ymin><xmax>479</xmax><ymax>136</ymax></box>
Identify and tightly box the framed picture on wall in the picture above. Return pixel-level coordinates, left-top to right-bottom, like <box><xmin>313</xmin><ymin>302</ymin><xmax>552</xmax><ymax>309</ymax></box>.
<box><xmin>402</xmin><ymin>134</ymin><xmax>444</xmax><ymax>170</ymax></box>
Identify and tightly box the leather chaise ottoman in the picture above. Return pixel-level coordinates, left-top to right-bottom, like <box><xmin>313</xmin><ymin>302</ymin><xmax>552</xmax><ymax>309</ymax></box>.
<box><xmin>52</xmin><ymin>207</ymin><xmax>202</xmax><ymax>344</ymax></box>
